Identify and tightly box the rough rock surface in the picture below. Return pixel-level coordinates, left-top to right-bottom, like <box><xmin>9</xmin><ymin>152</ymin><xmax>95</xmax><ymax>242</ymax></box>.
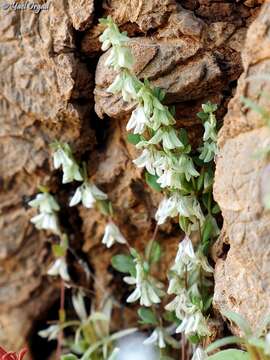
<box><xmin>213</xmin><ymin>3</ymin><xmax>270</xmax><ymax>331</ymax></box>
<box><xmin>0</xmin><ymin>0</ymin><xmax>263</xmax><ymax>357</ymax></box>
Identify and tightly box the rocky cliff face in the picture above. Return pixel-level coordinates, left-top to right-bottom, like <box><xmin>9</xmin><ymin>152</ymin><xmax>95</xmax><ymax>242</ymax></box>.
<box><xmin>0</xmin><ymin>0</ymin><xmax>265</xmax><ymax>357</ymax></box>
<box><xmin>213</xmin><ymin>2</ymin><xmax>270</xmax><ymax>332</ymax></box>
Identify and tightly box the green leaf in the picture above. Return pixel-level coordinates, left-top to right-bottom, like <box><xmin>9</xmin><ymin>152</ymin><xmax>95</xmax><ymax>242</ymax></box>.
<box><xmin>206</xmin><ymin>336</ymin><xmax>244</xmax><ymax>353</ymax></box>
<box><xmin>111</xmin><ymin>254</ymin><xmax>136</xmax><ymax>275</ymax></box>
<box><xmin>222</xmin><ymin>310</ymin><xmax>252</xmax><ymax>336</ymax></box>
<box><xmin>52</xmin><ymin>244</ymin><xmax>66</xmax><ymax>257</ymax></box>
<box><xmin>146</xmin><ymin>241</ymin><xmax>161</xmax><ymax>265</ymax></box>
<box><xmin>202</xmin><ymin>215</ymin><xmax>214</xmax><ymax>244</ymax></box>
<box><xmin>145</xmin><ymin>172</ymin><xmax>161</xmax><ymax>192</ymax></box>
<box><xmin>61</xmin><ymin>355</ymin><xmax>79</xmax><ymax>360</ymax></box>
<box><xmin>197</xmin><ymin>111</ymin><xmax>209</xmax><ymax>121</ymax></box>
<box><xmin>212</xmin><ymin>203</ymin><xmax>221</xmax><ymax>214</ymax></box>
<box><xmin>127</xmin><ymin>133</ymin><xmax>141</xmax><ymax>145</ymax></box>
<box><xmin>138</xmin><ymin>307</ymin><xmax>158</xmax><ymax>325</ymax></box>
<box><xmin>178</xmin><ymin>129</ymin><xmax>189</xmax><ymax>147</ymax></box>
<box><xmin>208</xmin><ymin>349</ymin><xmax>250</xmax><ymax>360</ymax></box>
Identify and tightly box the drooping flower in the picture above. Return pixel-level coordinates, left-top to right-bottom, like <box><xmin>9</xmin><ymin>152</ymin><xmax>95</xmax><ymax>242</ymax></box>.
<box><xmin>124</xmin><ymin>261</ymin><xmax>164</xmax><ymax>307</ymax></box>
<box><xmin>171</xmin><ymin>236</ymin><xmax>196</xmax><ymax>275</ymax></box>
<box><xmin>107</xmin><ymin>71</ymin><xmax>138</xmax><ymax>102</ymax></box>
<box><xmin>105</xmin><ymin>45</ymin><xmax>134</xmax><ymax>70</ymax></box>
<box><xmin>72</xmin><ymin>292</ymin><xmax>88</xmax><ymax>322</ymax></box>
<box><xmin>38</xmin><ymin>324</ymin><xmax>61</xmax><ymax>341</ymax></box>
<box><xmin>143</xmin><ymin>328</ymin><xmax>166</xmax><ymax>349</ymax></box>
<box><xmin>99</xmin><ymin>17</ymin><xmax>129</xmax><ymax>51</ymax></box>
<box><xmin>102</xmin><ymin>223</ymin><xmax>126</xmax><ymax>248</ymax></box>
<box><xmin>133</xmin><ymin>148</ymin><xmax>158</xmax><ymax>176</ymax></box>
<box><xmin>155</xmin><ymin>194</ymin><xmax>179</xmax><ymax>225</ymax></box>
<box><xmin>51</xmin><ymin>142</ymin><xmax>83</xmax><ymax>184</ymax></box>
<box><xmin>127</xmin><ymin>105</ymin><xmax>149</xmax><ymax>134</ymax></box>
<box><xmin>148</xmin><ymin>128</ymin><xmax>183</xmax><ymax>150</ymax></box>
<box><xmin>149</xmin><ymin>106</ymin><xmax>175</xmax><ymax>131</ymax></box>
<box><xmin>29</xmin><ymin>192</ymin><xmax>60</xmax><ymax>213</ymax></box>
<box><xmin>176</xmin><ymin>155</ymin><xmax>200</xmax><ymax>182</ymax></box>
<box><xmin>165</xmin><ymin>288</ymin><xmax>197</xmax><ymax>319</ymax></box>
<box><xmin>47</xmin><ymin>258</ymin><xmax>70</xmax><ymax>282</ymax></box>
<box><xmin>29</xmin><ymin>192</ymin><xmax>61</xmax><ymax>234</ymax></box>
<box><xmin>70</xmin><ymin>181</ymin><xmax>108</xmax><ymax>208</ymax></box>
<box><xmin>176</xmin><ymin>311</ymin><xmax>210</xmax><ymax>336</ymax></box>
<box><xmin>199</xmin><ymin>141</ymin><xmax>218</xmax><ymax>163</ymax></box>
<box><xmin>30</xmin><ymin>212</ymin><xmax>60</xmax><ymax>234</ymax></box>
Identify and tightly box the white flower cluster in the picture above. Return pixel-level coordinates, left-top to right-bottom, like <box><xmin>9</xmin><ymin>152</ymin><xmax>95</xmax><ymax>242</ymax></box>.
<box><xmin>165</xmin><ymin>237</ymin><xmax>213</xmax><ymax>336</ymax></box>
<box><xmin>198</xmin><ymin>103</ymin><xmax>218</xmax><ymax>163</ymax></box>
<box><xmin>100</xmin><ymin>17</ymin><xmax>216</xmax><ymax>342</ymax></box>
<box><xmin>29</xmin><ymin>191</ymin><xmax>71</xmax><ymax>282</ymax></box>
<box><xmin>100</xmin><ymin>19</ymin><xmax>205</xmax><ymax>229</ymax></box>
<box><xmin>124</xmin><ymin>259</ymin><xmax>164</xmax><ymax>307</ymax></box>
<box><xmin>29</xmin><ymin>192</ymin><xmax>61</xmax><ymax>234</ymax></box>
<box><xmin>51</xmin><ymin>141</ymin><xmax>127</xmax><ymax>248</ymax></box>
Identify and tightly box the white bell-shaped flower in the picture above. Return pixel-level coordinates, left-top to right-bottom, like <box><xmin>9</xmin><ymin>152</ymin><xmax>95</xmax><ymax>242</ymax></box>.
<box><xmin>176</xmin><ymin>311</ymin><xmax>210</xmax><ymax>336</ymax></box>
<box><xmin>47</xmin><ymin>258</ymin><xmax>70</xmax><ymax>282</ymax></box>
<box><xmin>29</xmin><ymin>192</ymin><xmax>60</xmax><ymax>213</ymax></box>
<box><xmin>124</xmin><ymin>262</ymin><xmax>164</xmax><ymax>307</ymax></box>
<box><xmin>30</xmin><ymin>212</ymin><xmax>60</xmax><ymax>234</ymax></box>
<box><xmin>38</xmin><ymin>324</ymin><xmax>61</xmax><ymax>341</ymax></box>
<box><xmin>72</xmin><ymin>292</ymin><xmax>88</xmax><ymax>322</ymax></box>
<box><xmin>127</xmin><ymin>106</ymin><xmax>149</xmax><ymax>134</ymax></box>
<box><xmin>52</xmin><ymin>143</ymin><xmax>83</xmax><ymax>184</ymax></box>
<box><xmin>102</xmin><ymin>222</ymin><xmax>126</xmax><ymax>248</ymax></box>
<box><xmin>155</xmin><ymin>194</ymin><xmax>179</xmax><ymax>225</ymax></box>
<box><xmin>143</xmin><ymin>328</ymin><xmax>166</xmax><ymax>349</ymax></box>
<box><xmin>133</xmin><ymin>148</ymin><xmax>158</xmax><ymax>176</ymax></box>
<box><xmin>70</xmin><ymin>182</ymin><xmax>108</xmax><ymax>208</ymax></box>
<box><xmin>148</xmin><ymin>128</ymin><xmax>183</xmax><ymax>150</ymax></box>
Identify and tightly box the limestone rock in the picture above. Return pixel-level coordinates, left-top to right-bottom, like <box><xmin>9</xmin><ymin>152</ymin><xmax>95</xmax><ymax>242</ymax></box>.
<box><xmin>213</xmin><ymin>3</ymin><xmax>270</xmax><ymax>330</ymax></box>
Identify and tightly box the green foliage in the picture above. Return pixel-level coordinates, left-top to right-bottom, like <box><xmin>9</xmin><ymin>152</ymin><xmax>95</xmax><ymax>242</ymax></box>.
<box><xmin>138</xmin><ymin>307</ymin><xmax>158</xmax><ymax>325</ymax></box>
<box><xmin>145</xmin><ymin>171</ymin><xmax>162</xmax><ymax>192</ymax></box>
<box><xmin>111</xmin><ymin>254</ymin><xmax>136</xmax><ymax>276</ymax></box>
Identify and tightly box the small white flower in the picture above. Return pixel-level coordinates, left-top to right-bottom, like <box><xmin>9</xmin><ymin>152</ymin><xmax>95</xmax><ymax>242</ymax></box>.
<box><xmin>107</xmin><ymin>71</ymin><xmax>137</xmax><ymax>102</ymax></box>
<box><xmin>149</xmin><ymin>106</ymin><xmax>175</xmax><ymax>131</ymax></box>
<box><xmin>176</xmin><ymin>155</ymin><xmax>199</xmax><ymax>182</ymax></box>
<box><xmin>70</xmin><ymin>182</ymin><xmax>108</xmax><ymax>208</ymax></box>
<box><xmin>192</xmin><ymin>347</ymin><xmax>208</xmax><ymax>360</ymax></box>
<box><xmin>30</xmin><ymin>212</ymin><xmax>60</xmax><ymax>234</ymax></box>
<box><xmin>47</xmin><ymin>258</ymin><xmax>70</xmax><ymax>282</ymax></box>
<box><xmin>177</xmin><ymin>196</ymin><xmax>204</xmax><ymax>225</ymax></box>
<box><xmin>99</xmin><ymin>20</ymin><xmax>129</xmax><ymax>51</ymax></box>
<box><xmin>148</xmin><ymin>128</ymin><xmax>183</xmax><ymax>150</ymax></box>
<box><xmin>29</xmin><ymin>193</ymin><xmax>60</xmax><ymax>213</ymax></box>
<box><xmin>102</xmin><ymin>223</ymin><xmax>126</xmax><ymax>248</ymax></box>
<box><xmin>172</xmin><ymin>236</ymin><xmax>196</xmax><ymax>274</ymax></box>
<box><xmin>176</xmin><ymin>311</ymin><xmax>210</xmax><ymax>336</ymax></box>
<box><xmin>52</xmin><ymin>143</ymin><xmax>83</xmax><ymax>184</ymax></box>
<box><xmin>199</xmin><ymin>142</ymin><xmax>218</xmax><ymax>163</ymax></box>
<box><xmin>155</xmin><ymin>194</ymin><xmax>179</xmax><ymax>225</ymax></box>
<box><xmin>133</xmin><ymin>148</ymin><xmax>158</xmax><ymax>176</ymax></box>
<box><xmin>144</xmin><ymin>328</ymin><xmax>166</xmax><ymax>349</ymax></box>
<box><xmin>165</xmin><ymin>289</ymin><xmax>196</xmax><ymax>320</ymax></box>
<box><xmin>38</xmin><ymin>324</ymin><xmax>61</xmax><ymax>341</ymax></box>
<box><xmin>72</xmin><ymin>292</ymin><xmax>88</xmax><ymax>321</ymax></box>
<box><xmin>124</xmin><ymin>262</ymin><xmax>164</xmax><ymax>307</ymax></box>
<box><xmin>127</xmin><ymin>106</ymin><xmax>149</xmax><ymax>134</ymax></box>
<box><xmin>105</xmin><ymin>46</ymin><xmax>133</xmax><ymax>70</ymax></box>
